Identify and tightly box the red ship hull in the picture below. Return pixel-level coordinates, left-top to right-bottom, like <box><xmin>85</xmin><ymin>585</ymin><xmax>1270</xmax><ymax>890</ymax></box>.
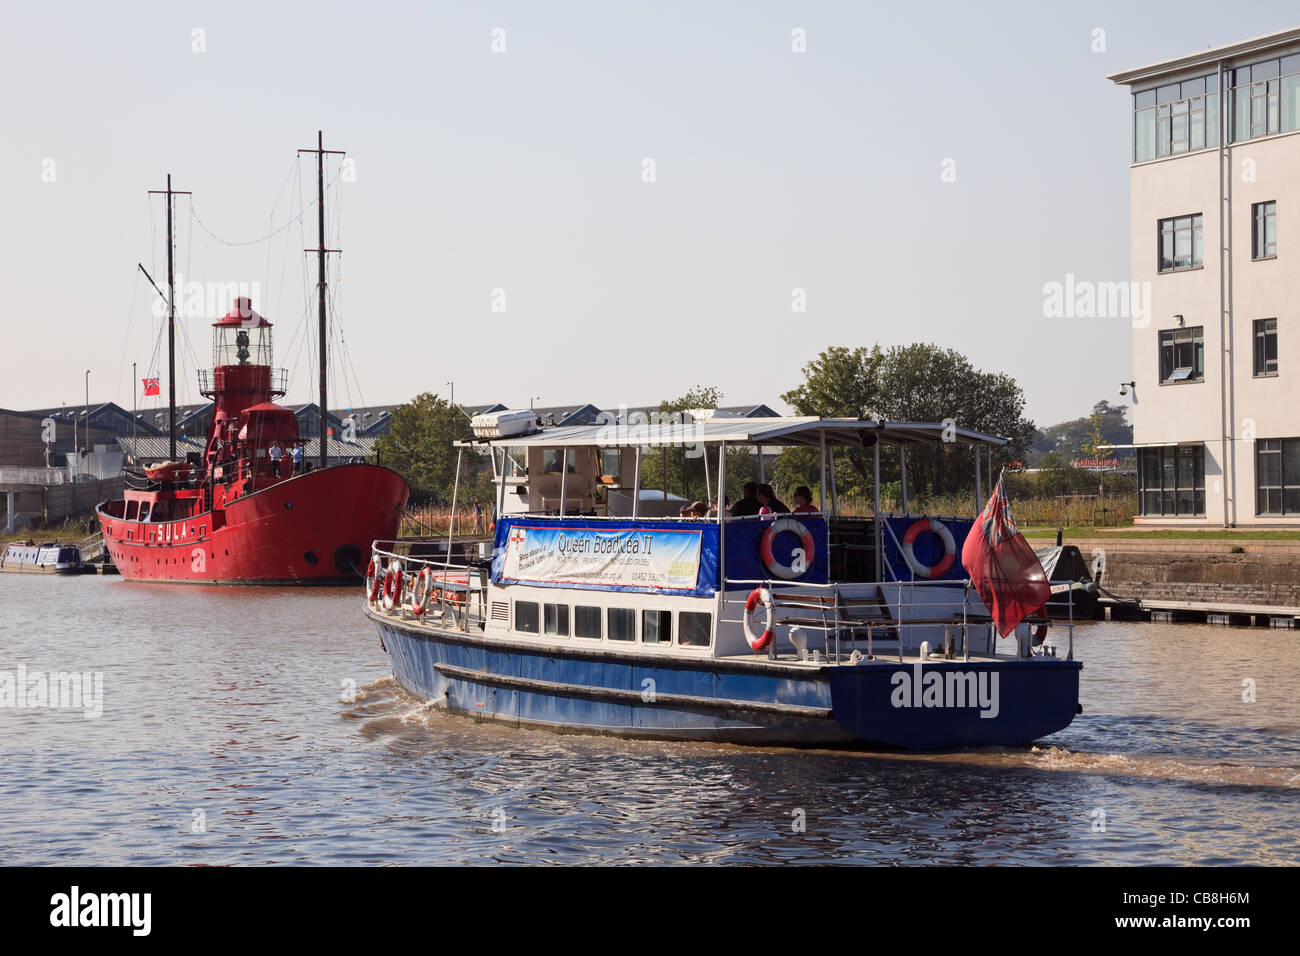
<box><xmin>97</xmin><ymin>463</ymin><xmax>409</xmax><ymax>585</ymax></box>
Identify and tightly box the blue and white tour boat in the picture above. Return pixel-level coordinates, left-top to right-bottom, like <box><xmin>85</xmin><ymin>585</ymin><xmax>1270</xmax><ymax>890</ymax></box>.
<box><xmin>363</xmin><ymin>414</ymin><xmax>1083</xmax><ymax>749</ymax></box>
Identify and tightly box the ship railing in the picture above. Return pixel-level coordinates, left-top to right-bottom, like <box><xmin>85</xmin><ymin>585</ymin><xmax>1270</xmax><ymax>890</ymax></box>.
<box><xmin>367</xmin><ymin>542</ymin><xmax>487</xmax><ymax>633</ymax></box>
<box><xmin>722</xmin><ymin>576</ymin><xmax>1077</xmax><ymax>664</ymax></box>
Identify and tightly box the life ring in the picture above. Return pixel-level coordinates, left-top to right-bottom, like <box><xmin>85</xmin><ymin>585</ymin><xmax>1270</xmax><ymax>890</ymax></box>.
<box><xmin>382</xmin><ymin>561</ymin><xmax>404</xmax><ymax>613</ymax></box>
<box><xmin>410</xmin><ymin>566</ymin><xmax>434</xmax><ymax>617</ymax></box>
<box><xmin>759</xmin><ymin>518</ymin><xmax>815</xmax><ymax>580</ymax></box>
<box><xmin>901</xmin><ymin>517</ymin><xmax>957</xmax><ymax>579</ymax></box>
<box><xmin>436</xmin><ymin>578</ymin><xmax>467</xmax><ymax>609</ymax></box>
<box><xmin>743</xmin><ymin>587</ymin><xmax>775</xmax><ymax>652</ymax></box>
<box><xmin>364</xmin><ymin>558</ymin><xmax>382</xmax><ymax>606</ymax></box>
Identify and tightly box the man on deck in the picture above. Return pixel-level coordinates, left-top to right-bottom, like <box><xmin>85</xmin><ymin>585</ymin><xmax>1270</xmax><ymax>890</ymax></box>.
<box><xmin>268</xmin><ymin>441</ymin><xmax>283</xmax><ymax>477</ymax></box>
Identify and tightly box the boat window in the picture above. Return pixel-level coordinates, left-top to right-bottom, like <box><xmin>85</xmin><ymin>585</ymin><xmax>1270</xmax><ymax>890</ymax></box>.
<box><xmin>514</xmin><ymin>601</ymin><xmax>540</xmax><ymax>634</ymax></box>
<box><xmin>138</xmin><ymin>503</ymin><xmax>150</xmax><ymax>522</ymax></box>
<box><xmin>608</xmin><ymin>607</ymin><xmax>635</xmax><ymax>642</ymax></box>
<box><xmin>544</xmin><ymin>449</ymin><xmax>576</xmax><ymax>474</ymax></box>
<box><xmin>642</xmin><ymin>610</ymin><xmax>672</xmax><ymax>644</ymax></box>
<box><xmin>125</xmin><ymin>501</ymin><xmax>139</xmax><ymax>520</ymax></box>
<box><xmin>574</xmin><ymin>605</ymin><xmax>602</xmax><ymax>639</ymax></box>
<box><xmin>679</xmin><ymin>612</ymin><xmax>712</xmax><ymax>647</ymax></box>
<box><xmin>543</xmin><ymin>603</ymin><xmax>569</xmax><ymax>637</ymax></box>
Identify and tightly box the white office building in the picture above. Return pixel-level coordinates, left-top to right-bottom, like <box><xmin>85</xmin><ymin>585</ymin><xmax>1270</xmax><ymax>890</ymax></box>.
<box><xmin>1110</xmin><ymin>27</ymin><xmax>1300</xmax><ymax>525</ymax></box>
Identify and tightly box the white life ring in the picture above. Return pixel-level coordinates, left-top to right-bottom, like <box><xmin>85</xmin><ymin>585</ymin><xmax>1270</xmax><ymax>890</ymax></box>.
<box><xmin>364</xmin><ymin>558</ymin><xmax>382</xmax><ymax>607</ymax></box>
<box><xmin>410</xmin><ymin>566</ymin><xmax>434</xmax><ymax>617</ymax></box>
<box><xmin>901</xmin><ymin>517</ymin><xmax>957</xmax><ymax>579</ymax></box>
<box><xmin>382</xmin><ymin>560</ymin><xmax>404</xmax><ymax>613</ymax></box>
<box><xmin>759</xmin><ymin>517</ymin><xmax>815</xmax><ymax>580</ymax></box>
<box><xmin>743</xmin><ymin>587</ymin><xmax>775</xmax><ymax>652</ymax></box>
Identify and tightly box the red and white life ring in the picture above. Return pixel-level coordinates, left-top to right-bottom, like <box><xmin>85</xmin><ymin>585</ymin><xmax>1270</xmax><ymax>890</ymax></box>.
<box><xmin>382</xmin><ymin>561</ymin><xmax>404</xmax><ymax>613</ymax></box>
<box><xmin>410</xmin><ymin>566</ymin><xmax>434</xmax><ymax>617</ymax></box>
<box><xmin>743</xmin><ymin>587</ymin><xmax>775</xmax><ymax>652</ymax></box>
<box><xmin>365</xmin><ymin>558</ymin><xmax>382</xmax><ymax>606</ymax></box>
<box><xmin>901</xmin><ymin>517</ymin><xmax>957</xmax><ymax>579</ymax></box>
<box><xmin>759</xmin><ymin>518</ymin><xmax>815</xmax><ymax>580</ymax></box>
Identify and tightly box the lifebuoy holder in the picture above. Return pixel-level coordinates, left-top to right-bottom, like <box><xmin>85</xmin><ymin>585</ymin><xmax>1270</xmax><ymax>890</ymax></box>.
<box><xmin>900</xmin><ymin>517</ymin><xmax>957</xmax><ymax>579</ymax></box>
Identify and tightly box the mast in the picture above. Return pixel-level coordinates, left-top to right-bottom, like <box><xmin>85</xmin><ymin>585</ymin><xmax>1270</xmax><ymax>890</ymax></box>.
<box><xmin>148</xmin><ymin>175</ymin><xmax>189</xmax><ymax>462</ymax></box>
<box><xmin>299</xmin><ymin>131</ymin><xmax>344</xmax><ymax>470</ymax></box>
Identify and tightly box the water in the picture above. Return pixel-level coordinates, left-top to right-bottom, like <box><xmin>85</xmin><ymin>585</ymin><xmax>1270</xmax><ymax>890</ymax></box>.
<box><xmin>2</xmin><ymin>574</ymin><xmax>1298</xmax><ymax>865</ymax></box>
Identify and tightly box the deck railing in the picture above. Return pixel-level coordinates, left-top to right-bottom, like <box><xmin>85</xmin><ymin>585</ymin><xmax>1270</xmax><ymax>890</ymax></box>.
<box><xmin>368</xmin><ymin>541</ymin><xmax>487</xmax><ymax>632</ymax></box>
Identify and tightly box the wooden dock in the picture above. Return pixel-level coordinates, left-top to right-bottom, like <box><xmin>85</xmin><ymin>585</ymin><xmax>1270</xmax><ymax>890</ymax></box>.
<box><xmin>1099</xmin><ymin>596</ymin><xmax>1300</xmax><ymax>628</ymax></box>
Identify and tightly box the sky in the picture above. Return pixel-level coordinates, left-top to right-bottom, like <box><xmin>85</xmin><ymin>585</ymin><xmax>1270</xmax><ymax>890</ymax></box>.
<box><xmin>2</xmin><ymin>1</ymin><xmax>1296</xmax><ymax>429</ymax></box>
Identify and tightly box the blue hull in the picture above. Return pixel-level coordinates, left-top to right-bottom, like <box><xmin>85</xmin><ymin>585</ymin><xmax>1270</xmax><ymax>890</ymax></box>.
<box><xmin>369</xmin><ymin>610</ymin><xmax>1081</xmax><ymax>749</ymax></box>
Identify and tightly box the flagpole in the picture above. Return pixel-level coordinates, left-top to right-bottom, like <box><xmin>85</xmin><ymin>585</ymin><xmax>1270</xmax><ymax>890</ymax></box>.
<box><xmin>132</xmin><ymin>362</ymin><xmax>137</xmax><ymax>459</ymax></box>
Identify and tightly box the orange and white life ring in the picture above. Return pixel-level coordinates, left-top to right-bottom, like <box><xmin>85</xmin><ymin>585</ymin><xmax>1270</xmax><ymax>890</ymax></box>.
<box><xmin>365</xmin><ymin>558</ymin><xmax>382</xmax><ymax>606</ymax></box>
<box><xmin>759</xmin><ymin>517</ymin><xmax>815</xmax><ymax>580</ymax></box>
<box><xmin>410</xmin><ymin>566</ymin><xmax>434</xmax><ymax>617</ymax></box>
<box><xmin>382</xmin><ymin>561</ymin><xmax>404</xmax><ymax>613</ymax></box>
<box><xmin>743</xmin><ymin>587</ymin><xmax>775</xmax><ymax>652</ymax></box>
<box><xmin>901</xmin><ymin>517</ymin><xmax>957</xmax><ymax>579</ymax></box>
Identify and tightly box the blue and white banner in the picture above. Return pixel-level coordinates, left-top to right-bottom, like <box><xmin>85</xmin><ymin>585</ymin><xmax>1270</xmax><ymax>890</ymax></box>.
<box><xmin>492</xmin><ymin>518</ymin><xmax>719</xmax><ymax>596</ymax></box>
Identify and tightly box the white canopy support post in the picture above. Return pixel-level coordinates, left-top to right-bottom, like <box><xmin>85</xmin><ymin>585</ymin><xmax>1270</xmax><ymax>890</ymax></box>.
<box><xmin>558</xmin><ymin>446</ymin><xmax>568</xmax><ymax>516</ymax></box>
<box><xmin>758</xmin><ymin>443</ymin><xmax>765</xmax><ymax>484</ymax></box>
<box><xmin>632</xmin><ymin>446</ymin><xmax>642</xmax><ymax>518</ymax></box>
<box><xmin>974</xmin><ymin>444</ymin><xmax>983</xmax><ymax>514</ymax></box>
<box><xmin>828</xmin><ymin>447</ymin><xmax>838</xmax><ymax>516</ymax></box>
<box><xmin>873</xmin><ymin>441</ymin><xmax>882</xmax><ymax>582</ymax></box>
<box><xmin>900</xmin><ymin>446</ymin><xmax>909</xmax><ymax>514</ymax></box>
<box><xmin>703</xmin><ymin>444</ymin><xmax>712</xmax><ymax>504</ymax></box>
<box><xmin>495</xmin><ymin>446</ymin><xmax>507</xmax><ymax>520</ymax></box>
<box><xmin>717</xmin><ymin>441</ymin><xmax>727</xmax><ymax>618</ymax></box>
<box><xmin>819</xmin><ymin>429</ymin><xmax>828</xmax><ymax>516</ymax></box>
<box><xmin>446</xmin><ymin>445</ymin><xmax>464</xmax><ymax>569</ymax></box>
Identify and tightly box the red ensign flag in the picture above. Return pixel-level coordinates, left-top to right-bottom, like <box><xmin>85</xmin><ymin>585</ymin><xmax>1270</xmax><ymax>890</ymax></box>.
<box><xmin>142</xmin><ymin>377</ymin><xmax>160</xmax><ymax>396</ymax></box>
<box><xmin>961</xmin><ymin>469</ymin><xmax>1051</xmax><ymax>637</ymax></box>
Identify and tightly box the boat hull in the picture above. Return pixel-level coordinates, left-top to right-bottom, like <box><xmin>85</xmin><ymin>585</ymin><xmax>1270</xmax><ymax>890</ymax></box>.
<box><xmin>98</xmin><ymin>464</ymin><xmax>409</xmax><ymax>585</ymax></box>
<box><xmin>368</xmin><ymin>609</ymin><xmax>1082</xmax><ymax>749</ymax></box>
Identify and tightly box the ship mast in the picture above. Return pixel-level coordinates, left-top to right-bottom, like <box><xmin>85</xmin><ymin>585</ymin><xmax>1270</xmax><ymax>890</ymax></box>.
<box><xmin>299</xmin><ymin>131</ymin><xmax>344</xmax><ymax>470</ymax></box>
<box><xmin>148</xmin><ymin>174</ymin><xmax>190</xmax><ymax>462</ymax></box>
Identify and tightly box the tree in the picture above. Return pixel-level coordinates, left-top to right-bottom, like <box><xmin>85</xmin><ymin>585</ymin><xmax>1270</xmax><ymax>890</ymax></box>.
<box><xmin>373</xmin><ymin>393</ymin><xmax>472</xmax><ymax>502</ymax></box>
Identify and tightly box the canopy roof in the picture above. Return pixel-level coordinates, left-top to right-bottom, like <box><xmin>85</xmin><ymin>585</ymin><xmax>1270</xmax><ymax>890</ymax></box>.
<box><xmin>213</xmin><ymin>297</ymin><xmax>273</xmax><ymax>328</ymax></box>
<box><xmin>461</xmin><ymin>417</ymin><xmax>1007</xmax><ymax>449</ymax></box>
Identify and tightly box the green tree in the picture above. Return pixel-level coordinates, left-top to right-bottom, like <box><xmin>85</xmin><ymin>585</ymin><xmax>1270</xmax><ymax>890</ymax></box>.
<box><xmin>374</xmin><ymin>392</ymin><xmax>471</xmax><ymax>502</ymax></box>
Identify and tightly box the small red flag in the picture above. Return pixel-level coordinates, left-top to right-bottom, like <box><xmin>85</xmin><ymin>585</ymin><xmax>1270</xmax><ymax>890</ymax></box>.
<box><xmin>961</xmin><ymin>470</ymin><xmax>1050</xmax><ymax>637</ymax></box>
<box><xmin>142</xmin><ymin>377</ymin><xmax>160</xmax><ymax>396</ymax></box>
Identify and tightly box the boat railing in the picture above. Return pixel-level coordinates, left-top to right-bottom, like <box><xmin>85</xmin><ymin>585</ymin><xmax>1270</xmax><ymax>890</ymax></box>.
<box><xmin>723</xmin><ymin>575</ymin><xmax>1078</xmax><ymax>664</ymax></box>
<box><xmin>368</xmin><ymin>542</ymin><xmax>488</xmax><ymax>632</ymax></box>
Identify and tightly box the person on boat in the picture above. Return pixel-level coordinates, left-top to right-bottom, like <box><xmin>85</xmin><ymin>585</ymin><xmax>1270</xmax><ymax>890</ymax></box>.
<box><xmin>730</xmin><ymin>482</ymin><xmax>761</xmax><ymax>517</ymax></box>
<box><xmin>291</xmin><ymin>443</ymin><xmax>303</xmax><ymax>475</ymax></box>
<box><xmin>791</xmin><ymin>486</ymin><xmax>818</xmax><ymax>514</ymax></box>
<box><xmin>473</xmin><ymin>502</ymin><xmax>483</xmax><ymax>534</ymax></box>
<box><xmin>269</xmin><ymin>442</ymin><xmax>283</xmax><ymax>477</ymax></box>
<box><xmin>689</xmin><ymin>500</ymin><xmax>709</xmax><ymax>518</ymax></box>
<box><xmin>756</xmin><ymin>483</ymin><xmax>789</xmax><ymax>514</ymax></box>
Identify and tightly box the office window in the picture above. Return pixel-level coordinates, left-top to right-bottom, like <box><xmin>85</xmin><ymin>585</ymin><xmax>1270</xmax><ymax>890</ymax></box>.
<box><xmin>642</xmin><ymin>609</ymin><xmax>672</xmax><ymax>644</ymax></box>
<box><xmin>608</xmin><ymin>607</ymin><xmax>635</xmax><ymax>641</ymax></box>
<box><xmin>1158</xmin><ymin>214</ymin><xmax>1202</xmax><ymax>272</ymax></box>
<box><xmin>514</xmin><ymin>601</ymin><xmax>539</xmax><ymax>634</ymax></box>
<box><xmin>574</xmin><ymin>605</ymin><xmax>602</xmax><ymax>639</ymax></box>
<box><xmin>1229</xmin><ymin>55</ymin><xmax>1300</xmax><ymax>142</ymax></box>
<box><xmin>679</xmin><ymin>612</ymin><xmax>712</xmax><ymax>647</ymax></box>
<box><xmin>1138</xmin><ymin>446</ymin><xmax>1205</xmax><ymax>516</ymax></box>
<box><xmin>1159</xmin><ymin>327</ymin><xmax>1204</xmax><ymax>383</ymax></box>
<box><xmin>1252</xmin><ymin>201</ymin><xmax>1277</xmax><ymax>259</ymax></box>
<box><xmin>543</xmin><ymin>602</ymin><xmax>569</xmax><ymax>636</ymax></box>
<box><xmin>1254</xmin><ymin>319</ymin><xmax>1278</xmax><ymax>376</ymax></box>
<box><xmin>1133</xmin><ymin>74</ymin><xmax>1218</xmax><ymax>161</ymax></box>
<box><xmin>1256</xmin><ymin>438</ymin><xmax>1300</xmax><ymax>515</ymax></box>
